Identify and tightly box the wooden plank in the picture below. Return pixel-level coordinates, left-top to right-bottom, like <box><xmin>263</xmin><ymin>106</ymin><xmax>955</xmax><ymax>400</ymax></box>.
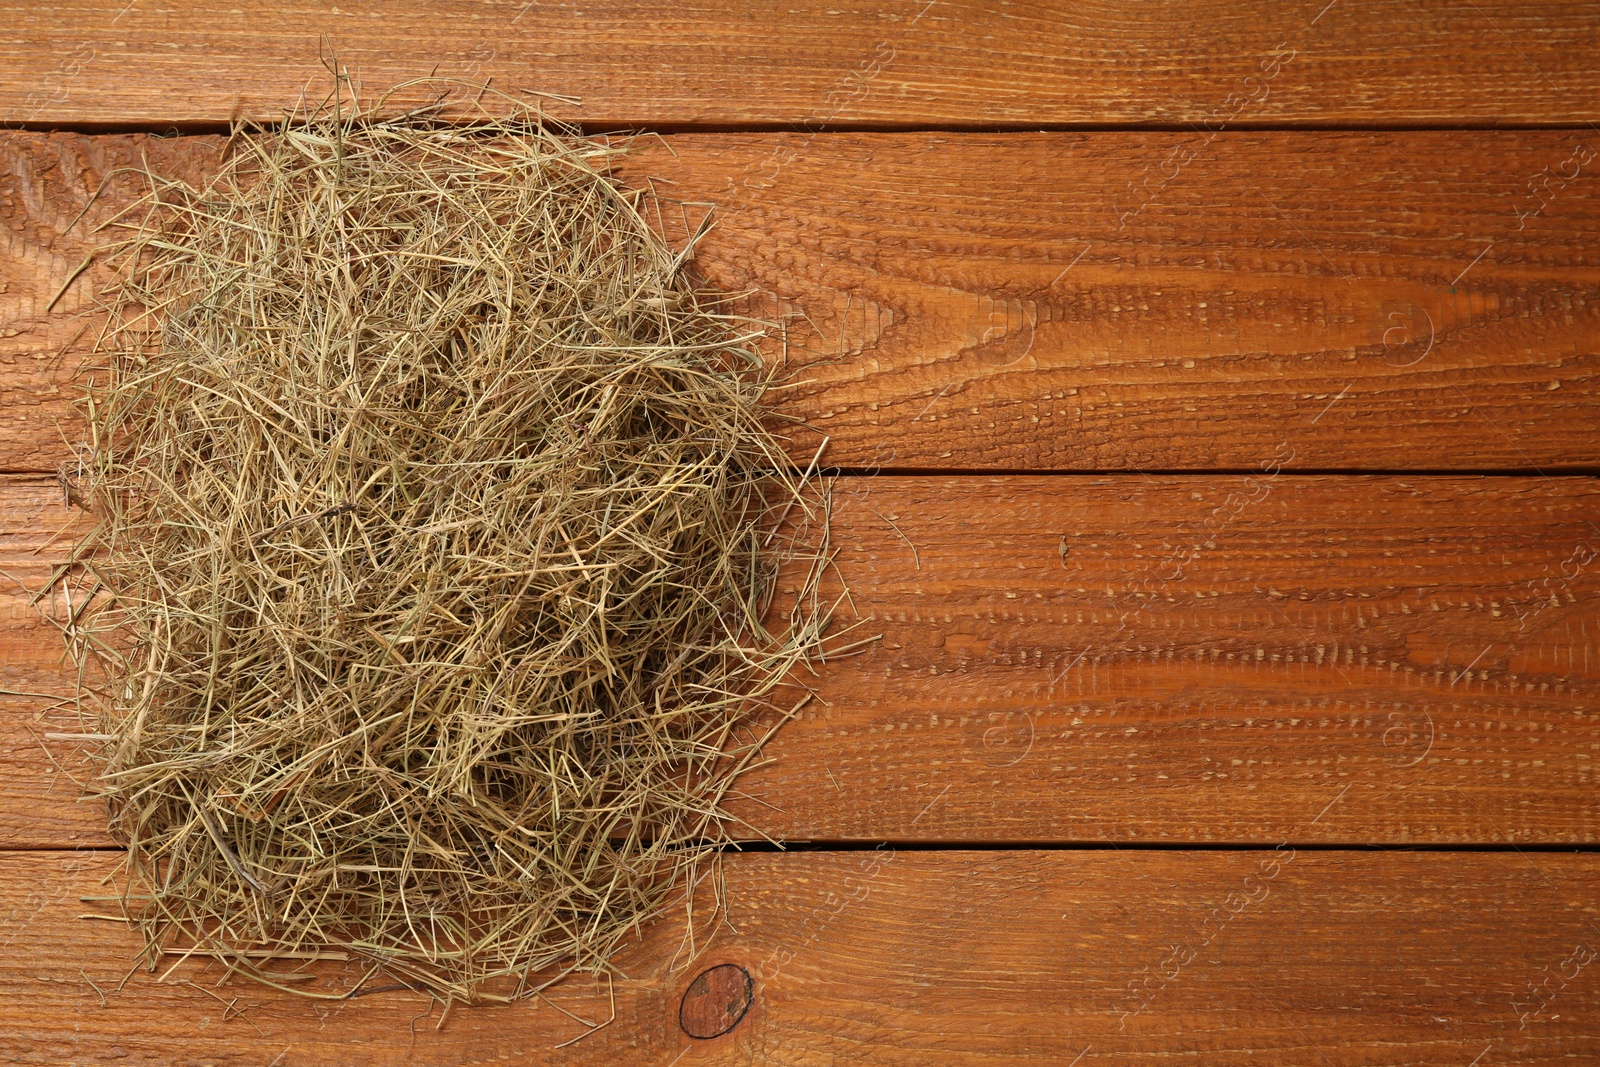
<box><xmin>3</xmin><ymin>1</ymin><xmax>1600</xmax><ymax>127</ymax></box>
<box><xmin>646</xmin><ymin>129</ymin><xmax>1600</xmax><ymax>472</ymax></box>
<box><xmin>7</xmin><ymin>473</ymin><xmax>1600</xmax><ymax>848</ymax></box>
<box><xmin>2</xmin><ymin>848</ymin><xmax>1597</xmax><ymax>1064</ymax></box>
<box><xmin>4</xmin><ymin>130</ymin><xmax>1599</xmax><ymax>473</ymax></box>
<box><xmin>0</xmin><ymin>476</ymin><xmax>93</xmax><ymax>850</ymax></box>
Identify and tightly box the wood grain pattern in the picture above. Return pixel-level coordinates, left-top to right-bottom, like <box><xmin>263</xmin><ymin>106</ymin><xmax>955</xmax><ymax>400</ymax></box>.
<box><xmin>3</xmin><ymin>1</ymin><xmax>1599</xmax><ymax>127</ymax></box>
<box><xmin>4</xmin><ymin>130</ymin><xmax>1599</xmax><ymax>473</ymax></box>
<box><xmin>7</xmin><ymin>473</ymin><xmax>1599</xmax><ymax>848</ymax></box>
<box><xmin>2</xmin><ymin>848</ymin><xmax>1597</xmax><ymax>1065</ymax></box>
<box><xmin>5</xmin><ymin>5</ymin><xmax>1598</xmax><ymax>1061</ymax></box>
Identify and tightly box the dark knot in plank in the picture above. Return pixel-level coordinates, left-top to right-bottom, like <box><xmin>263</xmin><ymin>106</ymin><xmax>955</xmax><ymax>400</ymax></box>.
<box><xmin>679</xmin><ymin>963</ymin><xmax>753</xmax><ymax>1039</ymax></box>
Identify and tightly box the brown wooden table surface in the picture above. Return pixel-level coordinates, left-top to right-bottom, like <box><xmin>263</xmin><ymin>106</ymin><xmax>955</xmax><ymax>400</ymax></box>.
<box><xmin>3</xmin><ymin>4</ymin><xmax>1599</xmax><ymax>1064</ymax></box>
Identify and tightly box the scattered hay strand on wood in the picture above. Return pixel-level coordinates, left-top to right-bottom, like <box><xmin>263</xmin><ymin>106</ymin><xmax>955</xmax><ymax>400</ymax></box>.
<box><xmin>62</xmin><ymin>80</ymin><xmax>841</xmax><ymax>1005</ymax></box>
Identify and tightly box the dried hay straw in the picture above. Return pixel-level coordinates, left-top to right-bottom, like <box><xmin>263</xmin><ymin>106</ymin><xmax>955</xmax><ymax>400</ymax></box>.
<box><xmin>58</xmin><ymin>80</ymin><xmax>843</xmax><ymax>1005</ymax></box>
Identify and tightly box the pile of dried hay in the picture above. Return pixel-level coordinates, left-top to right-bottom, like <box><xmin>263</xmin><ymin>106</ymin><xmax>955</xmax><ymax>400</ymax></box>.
<box><xmin>61</xmin><ymin>82</ymin><xmax>840</xmax><ymax>1005</ymax></box>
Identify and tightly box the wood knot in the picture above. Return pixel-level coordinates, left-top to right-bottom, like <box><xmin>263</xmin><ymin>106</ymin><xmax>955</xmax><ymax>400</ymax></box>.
<box><xmin>678</xmin><ymin>963</ymin><xmax>753</xmax><ymax>1040</ymax></box>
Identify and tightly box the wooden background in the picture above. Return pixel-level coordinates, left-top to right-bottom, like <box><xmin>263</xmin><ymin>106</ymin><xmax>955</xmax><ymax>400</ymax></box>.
<box><xmin>4</xmin><ymin>2</ymin><xmax>1600</xmax><ymax>1064</ymax></box>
